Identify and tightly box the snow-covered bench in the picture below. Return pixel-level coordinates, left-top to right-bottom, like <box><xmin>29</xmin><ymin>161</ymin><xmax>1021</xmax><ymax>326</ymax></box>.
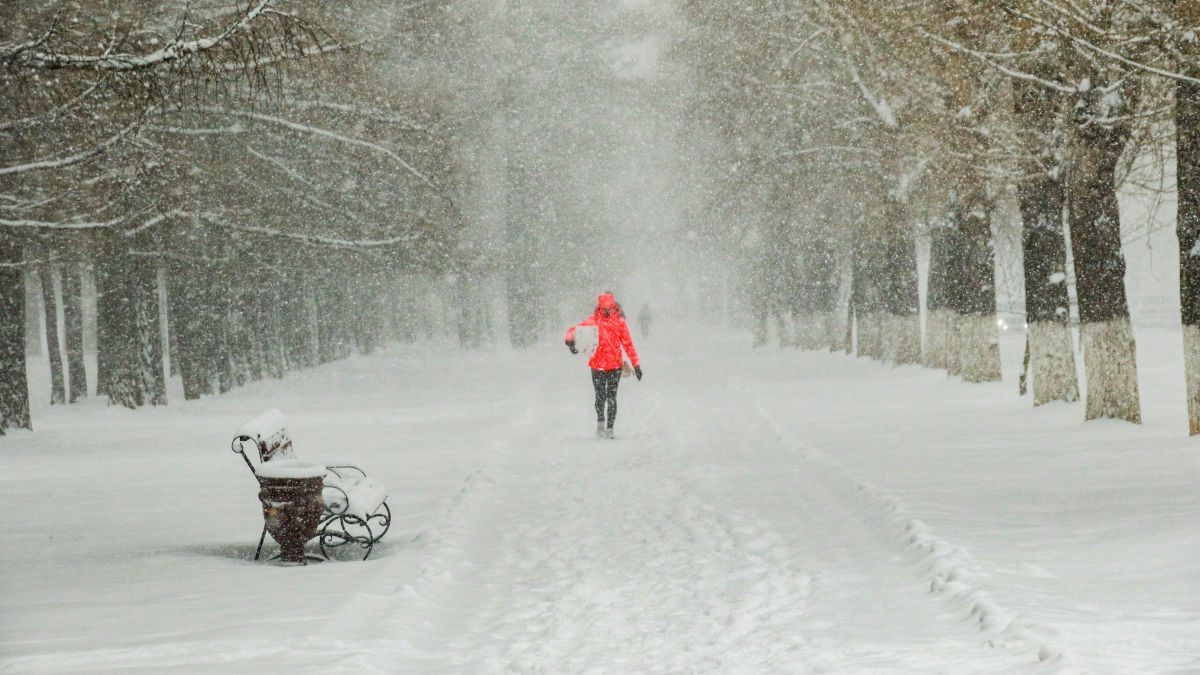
<box><xmin>231</xmin><ymin>409</ymin><xmax>391</xmax><ymax>561</ymax></box>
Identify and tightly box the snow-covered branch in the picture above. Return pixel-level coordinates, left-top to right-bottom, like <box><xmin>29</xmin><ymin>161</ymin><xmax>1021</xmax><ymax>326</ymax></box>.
<box><xmin>219</xmin><ymin>40</ymin><xmax>359</xmax><ymax>73</ymax></box>
<box><xmin>1001</xmin><ymin>2</ymin><xmax>1200</xmax><ymax>85</ymax></box>
<box><xmin>0</xmin><ymin>78</ymin><xmax>108</xmax><ymax>132</ymax></box>
<box><xmin>7</xmin><ymin>1</ymin><xmax>274</xmax><ymax>72</ymax></box>
<box><xmin>197</xmin><ymin>212</ymin><xmax>418</xmax><ymax>249</ymax></box>
<box><xmin>284</xmin><ymin>99</ymin><xmax>428</xmax><ymax>131</ymax></box>
<box><xmin>918</xmin><ymin>30</ymin><xmax>1078</xmax><ymax>94</ymax></box>
<box><xmin>0</xmin><ymin>115</ymin><xmax>147</xmax><ymax>176</ymax></box>
<box><xmin>841</xmin><ymin>54</ymin><xmax>898</xmax><ymax>129</ymax></box>
<box><xmin>0</xmin><ymin>215</ymin><xmax>125</xmax><ymax>230</ymax></box>
<box><xmin>200</xmin><ymin>106</ymin><xmax>454</xmax><ymax>205</ymax></box>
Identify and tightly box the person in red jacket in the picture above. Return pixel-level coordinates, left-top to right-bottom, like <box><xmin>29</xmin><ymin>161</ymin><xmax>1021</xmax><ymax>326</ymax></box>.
<box><xmin>565</xmin><ymin>292</ymin><xmax>642</xmax><ymax>438</ymax></box>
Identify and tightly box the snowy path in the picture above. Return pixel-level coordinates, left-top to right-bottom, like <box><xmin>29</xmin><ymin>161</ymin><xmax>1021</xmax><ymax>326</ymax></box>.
<box><xmin>281</xmin><ymin>341</ymin><xmax>1034</xmax><ymax>672</ymax></box>
<box><xmin>2</xmin><ymin>326</ymin><xmax>1197</xmax><ymax>673</ymax></box>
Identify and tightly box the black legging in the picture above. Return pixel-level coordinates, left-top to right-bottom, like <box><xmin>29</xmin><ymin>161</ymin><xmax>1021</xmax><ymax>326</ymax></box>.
<box><xmin>592</xmin><ymin>368</ymin><xmax>621</xmax><ymax>428</ymax></box>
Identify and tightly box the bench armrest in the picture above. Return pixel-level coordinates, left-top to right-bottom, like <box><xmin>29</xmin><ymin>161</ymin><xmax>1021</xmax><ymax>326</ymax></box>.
<box><xmin>325</xmin><ymin>464</ymin><xmax>367</xmax><ymax>480</ymax></box>
<box><xmin>230</xmin><ymin>435</ymin><xmax>257</xmax><ymax>474</ymax></box>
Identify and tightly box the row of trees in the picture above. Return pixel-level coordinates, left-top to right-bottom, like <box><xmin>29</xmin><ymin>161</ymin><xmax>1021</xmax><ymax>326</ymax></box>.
<box><xmin>1</xmin><ymin>1</ymin><xmax>468</xmax><ymax>434</ymax></box>
<box><xmin>677</xmin><ymin>0</ymin><xmax>1199</xmax><ymax>434</ymax></box>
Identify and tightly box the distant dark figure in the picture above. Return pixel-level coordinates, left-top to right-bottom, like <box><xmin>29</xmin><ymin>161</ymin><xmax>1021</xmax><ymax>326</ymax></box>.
<box><xmin>564</xmin><ymin>292</ymin><xmax>642</xmax><ymax>439</ymax></box>
<box><xmin>637</xmin><ymin>304</ymin><xmax>653</xmax><ymax>339</ymax></box>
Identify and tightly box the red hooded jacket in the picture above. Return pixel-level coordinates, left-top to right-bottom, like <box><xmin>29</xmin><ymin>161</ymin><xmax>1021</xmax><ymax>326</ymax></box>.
<box><xmin>565</xmin><ymin>293</ymin><xmax>640</xmax><ymax>371</ymax></box>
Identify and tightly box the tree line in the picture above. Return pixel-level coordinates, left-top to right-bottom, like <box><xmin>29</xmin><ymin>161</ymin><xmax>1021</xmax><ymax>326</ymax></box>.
<box><xmin>1</xmin><ymin>1</ymin><xmax>469</xmax><ymax>434</ymax></box>
<box><xmin>677</xmin><ymin>0</ymin><xmax>1199</xmax><ymax>434</ymax></box>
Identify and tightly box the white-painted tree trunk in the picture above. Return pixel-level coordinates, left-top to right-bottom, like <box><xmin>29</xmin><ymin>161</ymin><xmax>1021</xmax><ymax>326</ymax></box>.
<box><xmin>1028</xmin><ymin>320</ymin><xmax>1079</xmax><ymax>406</ymax></box>
<box><xmin>793</xmin><ymin>313</ymin><xmax>832</xmax><ymax>351</ymax></box>
<box><xmin>923</xmin><ymin>309</ymin><xmax>952</xmax><ymax>370</ymax></box>
<box><xmin>886</xmin><ymin>314</ymin><xmax>922</xmax><ymax>365</ymax></box>
<box><xmin>824</xmin><ymin>310</ymin><xmax>842</xmax><ymax>352</ymax></box>
<box><xmin>956</xmin><ymin>314</ymin><xmax>1001</xmax><ymax>382</ymax></box>
<box><xmin>945</xmin><ymin>314</ymin><xmax>962</xmax><ymax>377</ymax></box>
<box><xmin>1080</xmin><ymin>318</ymin><xmax>1141</xmax><ymax>423</ymax></box>
<box><xmin>1184</xmin><ymin>324</ymin><xmax>1200</xmax><ymax>435</ymax></box>
<box><xmin>857</xmin><ymin>314</ymin><xmax>883</xmax><ymax>360</ymax></box>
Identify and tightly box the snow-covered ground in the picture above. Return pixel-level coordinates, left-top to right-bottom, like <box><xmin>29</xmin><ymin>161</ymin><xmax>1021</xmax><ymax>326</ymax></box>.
<box><xmin>2</xmin><ymin>323</ymin><xmax>1197</xmax><ymax>673</ymax></box>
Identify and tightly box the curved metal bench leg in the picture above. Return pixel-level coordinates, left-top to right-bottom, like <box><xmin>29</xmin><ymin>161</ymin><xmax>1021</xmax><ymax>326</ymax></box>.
<box><xmin>255</xmin><ymin>524</ymin><xmax>268</xmax><ymax>561</ymax></box>
<box><xmin>370</xmin><ymin>502</ymin><xmax>391</xmax><ymax>542</ymax></box>
<box><xmin>318</xmin><ymin>516</ymin><xmax>340</xmax><ymax>561</ymax></box>
<box><xmin>359</xmin><ymin>520</ymin><xmax>375</xmax><ymax>561</ymax></box>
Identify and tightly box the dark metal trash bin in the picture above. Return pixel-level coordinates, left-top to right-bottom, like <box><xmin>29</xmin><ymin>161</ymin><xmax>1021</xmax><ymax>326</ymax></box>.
<box><xmin>255</xmin><ymin>462</ymin><xmax>326</xmax><ymax>564</ymax></box>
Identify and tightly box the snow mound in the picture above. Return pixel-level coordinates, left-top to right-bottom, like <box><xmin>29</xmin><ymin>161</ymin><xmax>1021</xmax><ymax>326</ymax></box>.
<box><xmin>743</xmin><ymin>391</ymin><xmax>1089</xmax><ymax>672</ymax></box>
<box><xmin>853</xmin><ymin>481</ymin><xmax>1089</xmax><ymax>669</ymax></box>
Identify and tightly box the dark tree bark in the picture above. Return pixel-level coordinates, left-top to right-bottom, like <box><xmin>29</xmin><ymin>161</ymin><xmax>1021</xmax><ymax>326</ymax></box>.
<box><xmin>924</xmin><ymin>222</ymin><xmax>954</xmax><ymax>370</ymax></box>
<box><xmin>61</xmin><ymin>263</ymin><xmax>88</xmax><ymax>402</ymax></box>
<box><xmin>24</xmin><ymin>272</ymin><xmax>40</xmax><ymax>357</ymax></box>
<box><xmin>506</xmin><ymin>243</ymin><xmax>541</xmax><ymax>349</ymax></box>
<box><xmin>1066</xmin><ymin>79</ymin><xmax>1141</xmax><ymax>423</ymax></box>
<box><xmin>38</xmin><ymin>267</ymin><xmax>66</xmax><ymax>404</ymax></box>
<box><xmin>96</xmin><ymin>248</ymin><xmax>166</xmax><ymax>409</ymax></box>
<box><xmin>1015</xmin><ymin>76</ymin><xmax>1079</xmax><ymax>406</ymax></box>
<box><xmin>852</xmin><ymin>224</ymin><xmax>885</xmax><ymax>359</ymax></box>
<box><xmin>1178</xmin><ymin>30</ymin><xmax>1200</xmax><ymax>435</ymax></box>
<box><xmin>879</xmin><ymin>201</ymin><xmax>920</xmax><ymax>365</ymax></box>
<box><xmin>279</xmin><ymin>269</ymin><xmax>318</xmax><ymax>370</ymax></box>
<box><xmin>505</xmin><ymin>161</ymin><xmax>543</xmax><ymax>349</ymax></box>
<box><xmin>0</xmin><ymin>241</ymin><xmax>31</xmax><ymax>433</ymax></box>
<box><xmin>168</xmin><ymin>259</ymin><xmax>220</xmax><ymax>400</ymax></box>
<box><xmin>220</xmin><ymin>267</ymin><xmax>252</xmax><ymax>391</ymax></box>
<box><xmin>455</xmin><ymin>271</ymin><xmax>485</xmax><ymax>349</ymax></box>
<box><xmin>317</xmin><ymin>269</ymin><xmax>352</xmax><ymax>364</ymax></box>
<box><xmin>948</xmin><ymin>175</ymin><xmax>1000</xmax><ymax>382</ymax></box>
<box><xmin>261</xmin><ymin>273</ymin><xmax>287</xmax><ymax>379</ymax></box>
<box><xmin>797</xmin><ymin>234</ymin><xmax>837</xmax><ymax>350</ymax></box>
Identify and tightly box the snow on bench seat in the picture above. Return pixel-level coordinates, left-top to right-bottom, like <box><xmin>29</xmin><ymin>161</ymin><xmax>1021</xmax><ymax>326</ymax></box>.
<box><xmin>323</xmin><ymin>473</ymin><xmax>388</xmax><ymax>520</ymax></box>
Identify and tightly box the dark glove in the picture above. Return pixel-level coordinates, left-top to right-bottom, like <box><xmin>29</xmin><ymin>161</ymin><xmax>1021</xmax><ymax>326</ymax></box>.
<box><xmin>634</xmin><ymin>365</ymin><xmax>643</xmax><ymax>381</ymax></box>
<box><xmin>566</xmin><ymin>340</ymin><xmax>578</xmax><ymax>354</ymax></box>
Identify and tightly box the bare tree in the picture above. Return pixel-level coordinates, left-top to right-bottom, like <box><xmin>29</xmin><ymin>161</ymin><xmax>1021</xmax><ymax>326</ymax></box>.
<box><xmin>1175</xmin><ymin>0</ymin><xmax>1200</xmax><ymax>433</ymax></box>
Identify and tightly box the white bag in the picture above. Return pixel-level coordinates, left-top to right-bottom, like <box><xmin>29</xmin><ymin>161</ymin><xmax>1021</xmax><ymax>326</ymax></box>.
<box><xmin>573</xmin><ymin>324</ymin><xmax>598</xmax><ymax>356</ymax></box>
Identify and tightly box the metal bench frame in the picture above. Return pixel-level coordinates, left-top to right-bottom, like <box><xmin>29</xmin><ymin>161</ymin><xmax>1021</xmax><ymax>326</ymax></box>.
<box><xmin>232</xmin><ymin>432</ymin><xmax>391</xmax><ymax>561</ymax></box>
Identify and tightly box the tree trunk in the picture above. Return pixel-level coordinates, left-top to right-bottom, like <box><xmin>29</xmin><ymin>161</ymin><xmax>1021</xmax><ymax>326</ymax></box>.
<box><xmin>167</xmin><ymin>259</ymin><xmax>219</xmax><ymax>400</ymax></box>
<box><xmin>879</xmin><ymin>210</ymin><xmax>921</xmax><ymax>365</ymax></box>
<box><xmin>950</xmin><ymin>176</ymin><xmax>1001</xmax><ymax>383</ymax></box>
<box><xmin>96</xmin><ymin>249</ymin><xmax>166</xmax><ymax>409</ymax></box>
<box><xmin>0</xmin><ymin>241</ymin><xmax>31</xmax><ymax>433</ymax></box>
<box><xmin>220</xmin><ymin>266</ymin><xmax>251</xmax><ymax>391</ymax></box>
<box><xmin>1178</xmin><ymin>41</ymin><xmax>1200</xmax><ymax>435</ymax></box>
<box><xmin>301</xmin><ymin>272</ymin><xmax>320</xmax><ymax>368</ymax></box>
<box><xmin>799</xmin><ymin>236</ymin><xmax>838</xmax><ymax>350</ymax></box>
<box><xmin>317</xmin><ymin>270</ymin><xmax>350</xmax><ymax>363</ymax></box>
<box><xmin>24</xmin><ymin>271</ymin><xmax>41</xmax><ymax>357</ymax></box>
<box><xmin>38</xmin><ymin>267</ymin><xmax>66</xmax><ymax>404</ymax></box>
<box><xmin>260</xmin><ymin>270</ymin><xmax>286</xmax><ymax>379</ymax></box>
<box><xmin>61</xmin><ymin>264</ymin><xmax>88</xmax><ymax>402</ymax></box>
<box><xmin>852</xmin><ymin>236</ymin><xmax>882</xmax><ymax>360</ymax></box>
<box><xmin>1067</xmin><ymin>92</ymin><xmax>1141</xmax><ymax>422</ymax></box>
<box><xmin>1014</xmin><ymin>74</ymin><xmax>1079</xmax><ymax>406</ymax></box>
<box><xmin>925</xmin><ymin>223</ymin><xmax>954</xmax><ymax>370</ymax></box>
<box><xmin>1020</xmin><ymin>173</ymin><xmax>1079</xmax><ymax>406</ymax></box>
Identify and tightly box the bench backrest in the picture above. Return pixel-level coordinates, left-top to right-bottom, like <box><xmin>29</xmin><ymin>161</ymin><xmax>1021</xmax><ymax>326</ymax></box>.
<box><xmin>232</xmin><ymin>408</ymin><xmax>296</xmax><ymax>473</ymax></box>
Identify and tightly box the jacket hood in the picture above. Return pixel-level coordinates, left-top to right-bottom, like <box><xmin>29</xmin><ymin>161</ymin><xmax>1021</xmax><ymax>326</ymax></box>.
<box><xmin>596</xmin><ymin>292</ymin><xmax>617</xmax><ymax>311</ymax></box>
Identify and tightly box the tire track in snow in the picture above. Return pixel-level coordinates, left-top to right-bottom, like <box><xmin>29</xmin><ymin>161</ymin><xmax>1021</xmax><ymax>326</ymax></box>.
<box><xmin>735</xmin><ymin>383</ymin><xmax>1088</xmax><ymax>674</ymax></box>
